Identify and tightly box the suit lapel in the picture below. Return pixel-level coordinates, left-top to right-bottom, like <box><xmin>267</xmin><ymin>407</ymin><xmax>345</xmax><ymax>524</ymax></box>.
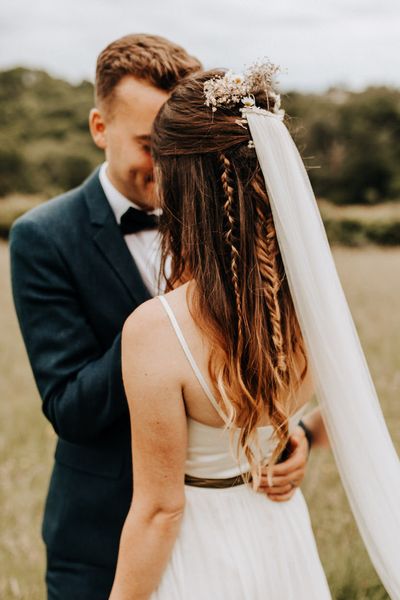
<box><xmin>83</xmin><ymin>168</ymin><xmax>152</xmax><ymax>306</ymax></box>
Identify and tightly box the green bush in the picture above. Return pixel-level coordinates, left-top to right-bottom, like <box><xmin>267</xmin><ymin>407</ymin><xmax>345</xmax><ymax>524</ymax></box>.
<box><xmin>0</xmin><ymin>67</ymin><xmax>102</xmax><ymax>198</ymax></box>
<box><xmin>324</xmin><ymin>219</ymin><xmax>368</xmax><ymax>246</ymax></box>
<box><xmin>0</xmin><ymin>148</ymin><xmax>27</xmax><ymax>196</ymax></box>
<box><xmin>324</xmin><ymin>218</ymin><xmax>400</xmax><ymax>246</ymax></box>
<box><xmin>37</xmin><ymin>153</ymin><xmax>94</xmax><ymax>190</ymax></box>
<box><xmin>285</xmin><ymin>86</ymin><xmax>400</xmax><ymax>205</ymax></box>
<box><xmin>366</xmin><ymin>221</ymin><xmax>400</xmax><ymax>245</ymax></box>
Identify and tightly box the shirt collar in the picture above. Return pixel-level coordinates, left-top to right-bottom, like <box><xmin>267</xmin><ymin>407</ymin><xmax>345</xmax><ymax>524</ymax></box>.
<box><xmin>99</xmin><ymin>162</ymin><xmax>161</xmax><ymax>224</ymax></box>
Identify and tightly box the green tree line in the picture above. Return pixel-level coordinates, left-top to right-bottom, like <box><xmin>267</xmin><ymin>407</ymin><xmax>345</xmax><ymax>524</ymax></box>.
<box><xmin>284</xmin><ymin>87</ymin><xmax>400</xmax><ymax>205</ymax></box>
<box><xmin>0</xmin><ymin>67</ymin><xmax>399</xmax><ymax>205</ymax></box>
<box><xmin>0</xmin><ymin>68</ymin><xmax>102</xmax><ymax>197</ymax></box>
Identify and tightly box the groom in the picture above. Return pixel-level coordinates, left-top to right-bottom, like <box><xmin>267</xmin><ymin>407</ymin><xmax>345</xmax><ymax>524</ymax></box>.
<box><xmin>10</xmin><ymin>34</ymin><xmax>311</xmax><ymax>599</ymax></box>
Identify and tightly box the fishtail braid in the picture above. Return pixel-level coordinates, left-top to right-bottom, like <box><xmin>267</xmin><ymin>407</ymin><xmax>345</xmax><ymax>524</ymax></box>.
<box><xmin>253</xmin><ymin>176</ymin><xmax>288</xmax><ymax>386</ymax></box>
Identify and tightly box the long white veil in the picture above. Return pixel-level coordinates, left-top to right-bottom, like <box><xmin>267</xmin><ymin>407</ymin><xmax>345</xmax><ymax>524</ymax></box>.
<box><xmin>244</xmin><ymin>108</ymin><xmax>400</xmax><ymax>599</ymax></box>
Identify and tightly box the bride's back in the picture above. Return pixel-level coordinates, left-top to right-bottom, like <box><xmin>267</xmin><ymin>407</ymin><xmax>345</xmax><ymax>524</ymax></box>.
<box><xmin>155</xmin><ymin>282</ymin><xmax>313</xmax><ymax>431</ymax></box>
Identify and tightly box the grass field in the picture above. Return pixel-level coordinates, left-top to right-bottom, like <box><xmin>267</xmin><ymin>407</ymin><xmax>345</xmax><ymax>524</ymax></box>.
<box><xmin>0</xmin><ymin>240</ymin><xmax>399</xmax><ymax>599</ymax></box>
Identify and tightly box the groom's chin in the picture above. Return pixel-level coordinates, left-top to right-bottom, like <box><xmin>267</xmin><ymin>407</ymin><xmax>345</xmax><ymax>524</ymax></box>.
<box><xmin>131</xmin><ymin>181</ymin><xmax>157</xmax><ymax>211</ymax></box>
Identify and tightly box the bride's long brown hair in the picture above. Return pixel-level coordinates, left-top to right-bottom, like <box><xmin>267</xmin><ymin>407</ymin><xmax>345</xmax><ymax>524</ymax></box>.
<box><xmin>152</xmin><ymin>70</ymin><xmax>308</xmax><ymax>473</ymax></box>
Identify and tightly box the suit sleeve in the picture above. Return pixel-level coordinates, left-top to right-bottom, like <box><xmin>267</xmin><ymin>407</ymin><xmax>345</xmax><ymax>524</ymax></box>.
<box><xmin>9</xmin><ymin>217</ymin><xmax>129</xmax><ymax>443</ymax></box>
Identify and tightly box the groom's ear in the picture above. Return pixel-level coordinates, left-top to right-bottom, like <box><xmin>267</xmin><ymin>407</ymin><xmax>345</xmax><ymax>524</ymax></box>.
<box><xmin>89</xmin><ymin>108</ymin><xmax>107</xmax><ymax>150</ymax></box>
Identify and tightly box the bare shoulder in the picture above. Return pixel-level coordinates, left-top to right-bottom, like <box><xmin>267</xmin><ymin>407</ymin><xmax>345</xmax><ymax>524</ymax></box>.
<box><xmin>121</xmin><ymin>298</ymin><xmax>180</xmax><ymax>405</ymax></box>
<box><xmin>122</xmin><ymin>284</ymin><xmax>195</xmax><ymax>395</ymax></box>
<box><xmin>121</xmin><ymin>293</ymin><xmax>183</xmax><ymax>384</ymax></box>
<box><xmin>123</xmin><ymin>296</ymin><xmax>169</xmax><ymax>346</ymax></box>
<box><xmin>123</xmin><ymin>284</ymin><xmax>191</xmax><ymax>346</ymax></box>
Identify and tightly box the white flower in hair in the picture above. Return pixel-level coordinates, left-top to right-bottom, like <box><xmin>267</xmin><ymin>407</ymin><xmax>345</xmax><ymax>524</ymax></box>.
<box><xmin>241</xmin><ymin>96</ymin><xmax>255</xmax><ymax>107</ymax></box>
<box><xmin>231</xmin><ymin>73</ymin><xmax>245</xmax><ymax>85</ymax></box>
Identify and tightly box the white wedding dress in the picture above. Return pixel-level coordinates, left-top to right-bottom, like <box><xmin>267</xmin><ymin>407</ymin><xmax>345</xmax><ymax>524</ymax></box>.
<box><xmin>151</xmin><ymin>295</ymin><xmax>332</xmax><ymax>599</ymax></box>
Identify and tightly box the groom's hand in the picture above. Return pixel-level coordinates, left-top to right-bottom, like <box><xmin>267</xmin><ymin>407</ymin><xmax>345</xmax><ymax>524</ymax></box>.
<box><xmin>255</xmin><ymin>426</ymin><xmax>309</xmax><ymax>501</ymax></box>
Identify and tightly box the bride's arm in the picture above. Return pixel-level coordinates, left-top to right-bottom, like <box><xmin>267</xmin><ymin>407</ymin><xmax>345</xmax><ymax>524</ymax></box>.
<box><xmin>301</xmin><ymin>407</ymin><xmax>330</xmax><ymax>449</ymax></box>
<box><xmin>295</xmin><ymin>354</ymin><xmax>330</xmax><ymax>450</ymax></box>
<box><xmin>291</xmin><ymin>348</ymin><xmax>330</xmax><ymax>450</ymax></box>
<box><xmin>109</xmin><ymin>300</ymin><xmax>187</xmax><ymax>600</ymax></box>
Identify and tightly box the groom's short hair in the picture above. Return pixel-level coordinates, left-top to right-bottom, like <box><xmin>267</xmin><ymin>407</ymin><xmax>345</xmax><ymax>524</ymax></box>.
<box><xmin>95</xmin><ymin>33</ymin><xmax>202</xmax><ymax>112</ymax></box>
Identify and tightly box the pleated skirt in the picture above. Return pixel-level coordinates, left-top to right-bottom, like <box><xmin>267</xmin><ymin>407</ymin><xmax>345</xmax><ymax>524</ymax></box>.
<box><xmin>151</xmin><ymin>484</ymin><xmax>332</xmax><ymax>599</ymax></box>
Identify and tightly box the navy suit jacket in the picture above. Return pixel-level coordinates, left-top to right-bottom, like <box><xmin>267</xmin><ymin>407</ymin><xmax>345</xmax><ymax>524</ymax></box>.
<box><xmin>9</xmin><ymin>168</ymin><xmax>152</xmax><ymax>570</ymax></box>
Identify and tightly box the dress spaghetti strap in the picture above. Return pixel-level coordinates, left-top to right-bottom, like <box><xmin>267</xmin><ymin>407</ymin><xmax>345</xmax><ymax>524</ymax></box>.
<box><xmin>157</xmin><ymin>295</ymin><xmax>229</xmax><ymax>425</ymax></box>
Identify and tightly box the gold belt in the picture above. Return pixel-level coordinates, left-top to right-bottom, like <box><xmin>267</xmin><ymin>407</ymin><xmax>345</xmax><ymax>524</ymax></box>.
<box><xmin>184</xmin><ymin>472</ymin><xmax>252</xmax><ymax>489</ymax></box>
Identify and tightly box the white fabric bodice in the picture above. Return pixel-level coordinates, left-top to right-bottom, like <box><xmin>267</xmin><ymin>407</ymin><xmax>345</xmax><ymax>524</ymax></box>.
<box><xmin>158</xmin><ymin>295</ymin><xmax>309</xmax><ymax>479</ymax></box>
<box><xmin>185</xmin><ymin>405</ymin><xmax>308</xmax><ymax>478</ymax></box>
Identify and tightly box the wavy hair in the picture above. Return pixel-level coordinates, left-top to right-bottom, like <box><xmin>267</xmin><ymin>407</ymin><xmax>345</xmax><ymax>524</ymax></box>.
<box><xmin>151</xmin><ymin>70</ymin><xmax>308</xmax><ymax>475</ymax></box>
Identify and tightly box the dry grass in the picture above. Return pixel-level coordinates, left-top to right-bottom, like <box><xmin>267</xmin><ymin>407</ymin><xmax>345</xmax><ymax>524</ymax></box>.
<box><xmin>0</xmin><ymin>241</ymin><xmax>54</xmax><ymax>599</ymax></box>
<box><xmin>0</xmin><ymin>241</ymin><xmax>399</xmax><ymax>599</ymax></box>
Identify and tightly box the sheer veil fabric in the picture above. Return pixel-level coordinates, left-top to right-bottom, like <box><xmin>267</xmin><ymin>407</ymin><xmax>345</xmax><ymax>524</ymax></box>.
<box><xmin>244</xmin><ymin>109</ymin><xmax>400</xmax><ymax>598</ymax></box>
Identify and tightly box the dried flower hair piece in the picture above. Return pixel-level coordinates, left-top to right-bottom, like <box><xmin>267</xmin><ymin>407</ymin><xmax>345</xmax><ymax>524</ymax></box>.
<box><xmin>204</xmin><ymin>59</ymin><xmax>285</xmax><ymax>121</ymax></box>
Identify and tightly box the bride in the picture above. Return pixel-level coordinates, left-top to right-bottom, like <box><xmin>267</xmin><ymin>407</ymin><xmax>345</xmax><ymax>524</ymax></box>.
<box><xmin>109</xmin><ymin>64</ymin><xmax>400</xmax><ymax>599</ymax></box>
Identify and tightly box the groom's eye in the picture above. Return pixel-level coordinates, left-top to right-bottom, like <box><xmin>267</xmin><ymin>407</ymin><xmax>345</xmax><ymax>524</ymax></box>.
<box><xmin>141</xmin><ymin>144</ymin><xmax>151</xmax><ymax>154</ymax></box>
<box><xmin>136</xmin><ymin>136</ymin><xmax>152</xmax><ymax>155</ymax></box>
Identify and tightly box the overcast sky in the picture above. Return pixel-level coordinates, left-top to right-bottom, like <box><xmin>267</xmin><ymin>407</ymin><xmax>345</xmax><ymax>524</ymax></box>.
<box><xmin>1</xmin><ymin>0</ymin><xmax>399</xmax><ymax>92</ymax></box>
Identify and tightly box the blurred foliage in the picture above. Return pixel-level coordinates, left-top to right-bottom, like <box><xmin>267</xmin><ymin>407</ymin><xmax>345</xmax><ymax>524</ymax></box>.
<box><xmin>0</xmin><ymin>67</ymin><xmax>400</xmax><ymax>204</ymax></box>
<box><xmin>323</xmin><ymin>218</ymin><xmax>400</xmax><ymax>246</ymax></box>
<box><xmin>318</xmin><ymin>200</ymin><xmax>400</xmax><ymax>245</ymax></box>
<box><xmin>0</xmin><ymin>68</ymin><xmax>400</xmax><ymax>244</ymax></box>
<box><xmin>284</xmin><ymin>87</ymin><xmax>400</xmax><ymax>205</ymax></box>
<box><xmin>0</xmin><ymin>67</ymin><xmax>102</xmax><ymax>197</ymax></box>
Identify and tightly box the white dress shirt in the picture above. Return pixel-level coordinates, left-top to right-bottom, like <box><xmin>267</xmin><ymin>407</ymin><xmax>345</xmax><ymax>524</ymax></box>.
<box><xmin>99</xmin><ymin>162</ymin><xmax>167</xmax><ymax>297</ymax></box>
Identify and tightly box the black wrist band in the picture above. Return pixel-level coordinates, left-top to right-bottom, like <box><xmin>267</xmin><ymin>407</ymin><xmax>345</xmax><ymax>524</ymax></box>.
<box><xmin>297</xmin><ymin>419</ymin><xmax>313</xmax><ymax>452</ymax></box>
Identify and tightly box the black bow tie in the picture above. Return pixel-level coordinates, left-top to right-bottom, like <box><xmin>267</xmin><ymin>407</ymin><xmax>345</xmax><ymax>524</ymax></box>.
<box><xmin>119</xmin><ymin>206</ymin><xmax>159</xmax><ymax>235</ymax></box>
